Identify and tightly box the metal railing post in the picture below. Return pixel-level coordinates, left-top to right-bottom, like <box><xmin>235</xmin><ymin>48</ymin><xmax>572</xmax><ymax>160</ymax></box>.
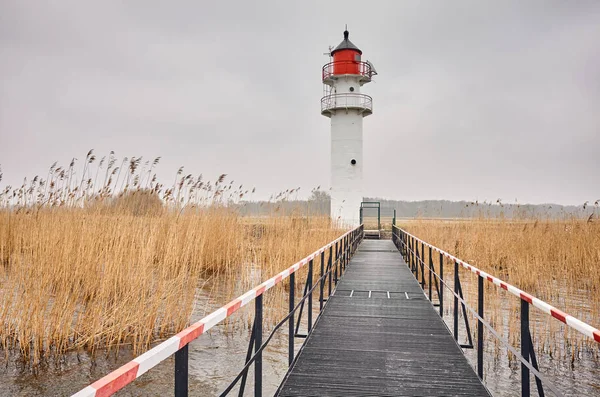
<box><xmin>343</xmin><ymin>236</ymin><xmax>347</xmax><ymax>270</ymax></box>
<box><xmin>428</xmin><ymin>246</ymin><xmax>433</xmax><ymax>300</ymax></box>
<box><xmin>308</xmin><ymin>259</ymin><xmax>313</xmax><ymax>332</ymax></box>
<box><xmin>421</xmin><ymin>242</ymin><xmax>425</xmax><ymax>289</ymax></box>
<box><xmin>408</xmin><ymin>237</ymin><xmax>412</xmax><ymax>269</ymax></box>
<box><xmin>408</xmin><ymin>236</ymin><xmax>412</xmax><ymax>268</ymax></box>
<box><xmin>289</xmin><ymin>272</ymin><xmax>295</xmax><ymax>366</ymax></box>
<box><xmin>454</xmin><ymin>261</ymin><xmax>459</xmax><ymax>341</ymax></box>
<box><xmin>347</xmin><ymin>234</ymin><xmax>351</xmax><ymax>263</ymax></box>
<box><xmin>416</xmin><ymin>242</ymin><xmax>420</xmax><ymax>281</ymax></box>
<box><xmin>174</xmin><ymin>345</ymin><xmax>188</xmax><ymax>397</ymax></box>
<box><xmin>334</xmin><ymin>241</ymin><xmax>339</xmax><ymax>285</ymax></box>
<box><xmin>328</xmin><ymin>246</ymin><xmax>333</xmax><ymax>296</ymax></box>
<box><xmin>254</xmin><ymin>294</ymin><xmax>263</xmax><ymax>397</ymax></box>
<box><xmin>478</xmin><ymin>275</ymin><xmax>484</xmax><ymax>380</ymax></box>
<box><xmin>410</xmin><ymin>237</ymin><xmax>414</xmax><ymax>271</ymax></box>
<box><xmin>320</xmin><ymin>251</ymin><xmax>325</xmax><ymax>310</ymax></box>
<box><xmin>439</xmin><ymin>252</ymin><xmax>444</xmax><ymax>317</ymax></box>
<box><xmin>521</xmin><ymin>300</ymin><xmax>530</xmax><ymax>397</ymax></box>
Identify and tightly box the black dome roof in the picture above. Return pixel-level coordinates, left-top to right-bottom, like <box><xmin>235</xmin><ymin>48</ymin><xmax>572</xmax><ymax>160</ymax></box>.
<box><xmin>330</xmin><ymin>30</ymin><xmax>362</xmax><ymax>55</ymax></box>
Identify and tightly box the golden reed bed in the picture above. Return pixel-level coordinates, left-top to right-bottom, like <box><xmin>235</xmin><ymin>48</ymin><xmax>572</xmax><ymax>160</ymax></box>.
<box><xmin>399</xmin><ymin>218</ymin><xmax>600</xmax><ymax>360</ymax></box>
<box><xmin>0</xmin><ymin>207</ymin><xmax>342</xmax><ymax>365</ymax></box>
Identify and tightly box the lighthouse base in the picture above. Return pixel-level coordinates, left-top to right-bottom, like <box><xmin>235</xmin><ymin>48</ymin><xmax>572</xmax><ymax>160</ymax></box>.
<box><xmin>330</xmin><ymin>193</ymin><xmax>362</xmax><ymax>228</ymax></box>
<box><xmin>330</xmin><ymin>110</ymin><xmax>363</xmax><ymax>228</ymax></box>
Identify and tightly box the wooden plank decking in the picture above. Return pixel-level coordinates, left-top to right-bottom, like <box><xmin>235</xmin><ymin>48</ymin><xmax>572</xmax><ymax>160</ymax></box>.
<box><xmin>276</xmin><ymin>239</ymin><xmax>491</xmax><ymax>397</ymax></box>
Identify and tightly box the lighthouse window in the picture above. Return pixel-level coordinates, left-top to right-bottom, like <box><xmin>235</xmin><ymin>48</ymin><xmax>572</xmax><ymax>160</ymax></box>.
<box><xmin>351</xmin><ymin>159</ymin><xmax>357</xmax><ymax>165</ymax></box>
<box><xmin>349</xmin><ymin>87</ymin><xmax>355</xmax><ymax>92</ymax></box>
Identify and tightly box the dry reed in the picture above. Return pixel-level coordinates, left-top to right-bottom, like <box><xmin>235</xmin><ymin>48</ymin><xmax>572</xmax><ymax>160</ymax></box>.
<box><xmin>0</xmin><ymin>152</ymin><xmax>344</xmax><ymax>366</ymax></box>
<box><xmin>399</xmin><ymin>218</ymin><xmax>600</xmax><ymax>357</ymax></box>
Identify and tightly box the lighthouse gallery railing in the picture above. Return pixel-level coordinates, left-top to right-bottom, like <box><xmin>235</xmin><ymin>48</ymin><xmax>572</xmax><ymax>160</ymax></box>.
<box><xmin>321</xmin><ymin>93</ymin><xmax>373</xmax><ymax>114</ymax></box>
<box><xmin>322</xmin><ymin>60</ymin><xmax>374</xmax><ymax>82</ymax></box>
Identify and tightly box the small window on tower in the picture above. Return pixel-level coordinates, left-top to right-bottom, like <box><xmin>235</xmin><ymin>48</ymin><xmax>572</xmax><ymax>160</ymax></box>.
<box><xmin>349</xmin><ymin>87</ymin><xmax>355</xmax><ymax>92</ymax></box>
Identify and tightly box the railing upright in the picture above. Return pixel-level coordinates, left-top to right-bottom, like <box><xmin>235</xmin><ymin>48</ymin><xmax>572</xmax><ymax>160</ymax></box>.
<box><xmin>319</xmin><ymin>251</ymin><xmax>325</xmax><ymax>310</ymax></box>
<box><xmin>174</xmin><ymin>345</ymin><xmax>188</xmax><ymax>397</ymax></box>
<box><xmin>477</xmin><ymin>275</ymin><xmax>484</xmax><ymax>380</ymax></box>
<box><xmin>328</xmin><ymin>246</ymin><xmax>333</xmax><ymax>296</ymax></box>
<box><xmin>414</xmin><ymin>239</ymin><xmax>418</xmax><ymax>278</ymax></box>
<box><xmin>289</xmin><ymin>272</ymin><xmax>295</xmax><ymax>366</ymax></box>
<box><xmin>421</xmin><ymin>242</ymin><xmax>425</xmax><ymax>289</ymax></box>
<box><xmin>308</xmin><ymin>259</ymin><xmax>313</xmax><ymax>332</ymax></box>
<box><xmin>439</xmin><ymin>252</ymin><xmax>444</xmax><ymax>317</ymax></box>
<box><xmin>454</xmin><ymin>260</ymin><xmax>459</xmax><ymax>341</ymax></box>
<box><xmin>334</xmin><ymin>241</ymin><xmax>339</xmax><ymax>284</ymax></box>
<box><xmin>521</xmin><ymin>300</ymin><xmax>530</xmax><ymax>397</ymax></box>
<box><xmin>254</xmin><ymin>294</ymin><xmax>263</xmax><ymax>397</ymax></box>
<box><xmin>428</xmin><ymin>246</ymin><xmax>433</xmax><ymax>300</ymax></box>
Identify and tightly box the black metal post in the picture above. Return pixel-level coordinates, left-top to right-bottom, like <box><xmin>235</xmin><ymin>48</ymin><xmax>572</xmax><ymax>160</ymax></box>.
<box><xmin>428</xmin><ymin>246</ymin><xmax>433</xmax><ymax>300</ymax></box>
<box><xmin>346</xmin><ymin>235</ymin><xmax>350</xmax><ymax>268</ymax></box>
<box><xmin>342</xmin><ymin>236</ymin><xmax>347</xmax><ymax>271</ymax></box>
<box><xmin>411</xmin><ymin>238</ymin><xmax>415</xmax><ymax>272</ymax></box>
<box><xmin>454</xmin><ymin>261</ymin><xmax>459</xmax><ymax>341</ymax></box>
<box><xmin>409</xmin><ymin>236</ymin><xmax>412</xmax><ymax>269</ymax></box>
<box><xmin>415</xmin><ymin>242</ymin><xmax>419</xmax><ymax>279</ymax></box>
<box><xmin>345</xmin><ymin>235</ymin><xmax>348</xmax><ymax>269</ymax></box>
<box><xmin>238</xmin><ymin>323</ymin><xmax>255</xmax><ymax>396</ymax></box>
<box><xmin>328</xmin><ymin>246</ymin><xmax>332</xmax><ymax>296</ymax></box>
<box><xmin>174</xmin><ymin>344</ymin><xmax>188</xmax><ymax>397</ymax></box>
<box><xmin>334</xmin><ymin>241</ymin><xmax>339</xmax><ymax>284</ymax></box>
<box><xmin>254</xmin><ymin>294</ymin><xmax>263</xmax><ymax>397</ymax></box>
<box><xmin>288</xmin><ymin>272</ymin><xmax>294</xmax><ymax>366</ymax></box>
<box><xmin>320</xmin><ymin>251</ymin><xmax>325</xmax><ymax>310</ymax></box>
<box><xmin>521</xmin><ymin>300</ymin><xmax>530</xmax><ymax>397</ymax></box>
<box><xmin>421</xmin><ymin>242</ymin><xmax>425</xmax><ymax>289</ymax></box>
<box><xmin>308</xmin><ymin>259</ymin><xmax>313</xmax><ymax>332</ymax></box>
<box><xmin>408</xmin><ymin>237</ymin><xmax>412</xmax><ymax>269</ymax></box>
<box><xmin>254</xmin><ymin>295</ymin><xmax>263</xmax><ymax>397</ymax></box>
<box><xmin>478</xmin><ymin>275</ymin><xmax>484</xmax><ymax>380</ymax></box>
<box><xmin>439</xmin><ymin>253</ymin><xmax>444</xmax><ymax>317</ymax></box>
<box><xmin>401</xmin><ymin>231</ymin><xmax>405</xmax><ymax>257</ymax></box>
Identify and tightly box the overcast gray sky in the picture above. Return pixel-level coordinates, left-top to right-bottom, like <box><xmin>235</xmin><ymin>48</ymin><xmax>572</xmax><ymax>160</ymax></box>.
<box><xmin>1</xmin><ymin>1</ymin><xmax>598</xmax><ymax>205</ymax></box>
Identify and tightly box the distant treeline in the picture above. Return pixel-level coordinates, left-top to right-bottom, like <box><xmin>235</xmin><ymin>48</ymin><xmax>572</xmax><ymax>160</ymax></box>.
<box><xmin>237</xmin><ymin>191</ymin><xmax>597</xmax><ymax>219</ymax></box>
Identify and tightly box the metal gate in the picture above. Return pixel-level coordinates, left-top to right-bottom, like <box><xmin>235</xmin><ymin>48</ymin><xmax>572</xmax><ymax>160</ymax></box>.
<box><xmin>360</xmin><ymin>201</ymin><xmax>380</xmax><ymax>239</ymax></box>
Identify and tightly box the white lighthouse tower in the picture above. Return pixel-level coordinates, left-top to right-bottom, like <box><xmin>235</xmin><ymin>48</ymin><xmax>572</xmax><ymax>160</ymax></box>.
<box><xmin>321</xmin><ymin>30</ymin><xmax>376</xmax><ymax>227</ymax></box>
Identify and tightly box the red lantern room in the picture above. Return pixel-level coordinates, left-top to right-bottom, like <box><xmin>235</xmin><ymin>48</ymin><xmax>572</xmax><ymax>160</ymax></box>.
<box><xmin>331</xmin><ymin>30</ymin><xmax>362</xmax><ymax>75</ymax></box>
<box><xmin>322</xmin><ymin>30</ymin><xmax>375</xmax><ymax>85</ymax></box>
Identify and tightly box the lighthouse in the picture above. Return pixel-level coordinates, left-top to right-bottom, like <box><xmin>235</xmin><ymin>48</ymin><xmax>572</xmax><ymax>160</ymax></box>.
<box><xmin>321</xmin><ymin>30</ymin><xmax>376</xmax><ymax>227</ymax></box>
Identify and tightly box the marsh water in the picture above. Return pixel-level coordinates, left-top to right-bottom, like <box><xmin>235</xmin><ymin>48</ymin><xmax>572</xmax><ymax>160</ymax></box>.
<box><xmin>1</xmin><ymin>265</ymin><xmax>599</xmax><ymax>396</ymax></box>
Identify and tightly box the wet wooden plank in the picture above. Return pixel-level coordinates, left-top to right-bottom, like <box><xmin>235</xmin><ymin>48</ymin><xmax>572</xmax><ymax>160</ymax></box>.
<box><xmin>277</xmin><ymin>239</ymin><xmax>491</xmax><ymax>397</ymax></box>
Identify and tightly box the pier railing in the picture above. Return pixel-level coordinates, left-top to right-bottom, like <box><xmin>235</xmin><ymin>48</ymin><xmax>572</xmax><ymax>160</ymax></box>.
<box><xmin>392</xmin><ymin>225</ymin><xmax>600</xmax><ymax>397</ymax></box>
<box><xmin>73</xmin><ymin>224</ymin><xmax>363</xmax><ymax>397</ymax></box>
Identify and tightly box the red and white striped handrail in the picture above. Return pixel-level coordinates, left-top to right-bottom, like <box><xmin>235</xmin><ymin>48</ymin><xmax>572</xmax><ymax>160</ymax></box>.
<box><xmin>394</xmin><ymin>226</ymin><xmax>600</xmax><ymax>344</ymax></box>
<box><xmin>73</xmin><ymin>225</ymin><xmax>362</xmax><ymax>397</ymax></box>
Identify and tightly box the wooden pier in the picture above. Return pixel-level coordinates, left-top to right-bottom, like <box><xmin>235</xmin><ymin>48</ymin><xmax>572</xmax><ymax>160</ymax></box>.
<box><xmin>276</xmin><ymin>239</ymin><xmax>491</xmax><ymax>396</ymax></box>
